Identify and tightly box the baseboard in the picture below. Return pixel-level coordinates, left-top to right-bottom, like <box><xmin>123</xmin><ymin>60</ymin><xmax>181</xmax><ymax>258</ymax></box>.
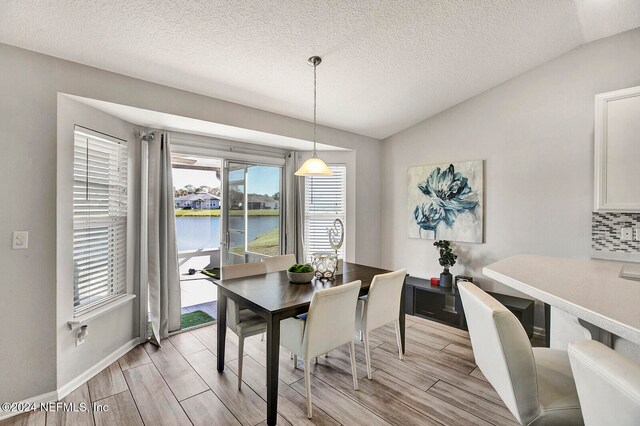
<box><xmin>0</xmin><ymin>390</ymin><xmax>58</xmax><ymax>421</ymax></box>
<box><xmin>0</xmin><ymin>337</ymin><xmax>143</xmax><ymax>422</ymax></box>
<box><xmin>57</xmin><ymin>337</ymin><xmax>142</xmax><ymax>400</ymax></box>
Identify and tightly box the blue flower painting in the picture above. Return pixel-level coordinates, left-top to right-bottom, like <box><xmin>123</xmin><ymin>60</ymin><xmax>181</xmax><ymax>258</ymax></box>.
<box><xmin>408</xmin><ymin>161</ymin><xmax>483</xmax><ymax>243</ymax></box>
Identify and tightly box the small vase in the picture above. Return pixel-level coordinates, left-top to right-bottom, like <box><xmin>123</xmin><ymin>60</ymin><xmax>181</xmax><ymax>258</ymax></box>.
<box><xmin>439</xmin><ymin>271</ymin><xmax>453</xmax><ymax>288</ymax></box>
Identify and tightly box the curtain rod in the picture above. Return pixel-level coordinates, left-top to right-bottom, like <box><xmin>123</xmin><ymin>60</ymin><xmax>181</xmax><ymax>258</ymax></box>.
<box><xmin>139</xmin><ymin>131</ymin><xmax>156</xmax><ymax>142</ymax></box>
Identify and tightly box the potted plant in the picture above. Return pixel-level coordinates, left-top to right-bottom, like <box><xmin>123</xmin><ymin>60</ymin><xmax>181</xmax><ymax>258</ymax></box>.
<box><xmin>434</xmin><ymin>240</ymin><xmax>457</xmax><ymax>288</ymax></box>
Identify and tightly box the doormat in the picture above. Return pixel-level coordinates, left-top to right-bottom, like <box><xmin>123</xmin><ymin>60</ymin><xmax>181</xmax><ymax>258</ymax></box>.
<box><xmin>201</xmin><ymin>268</ymin><xmax>220</xmax><ymax>279</ymax></box>
<box><xmin>181</xmin><ymin>310</ymin><xmax>214</xmax><ymax>328</ymax></box>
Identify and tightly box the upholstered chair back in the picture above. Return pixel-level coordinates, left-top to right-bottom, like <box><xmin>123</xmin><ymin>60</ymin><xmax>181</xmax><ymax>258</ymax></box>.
<box><xmin>261</xmin><ymin>254</ymin><xmax>297</xmax><ymax>273</ymax></box>
<box><xmin>222</xmin><ymin>262</ymin><xmax>268</xmax><ymax>332</ymax></box>
<box><xmin>458</xmin><ymin>282</ymin><xmax>539</xmax><ymax>424</ymax></box>
<box><xmin>361</xmin><ymin>269</ymin><xmax>406</xmax><ymax>332</ymax></box>
<box><xmin>569</xmin><ymin>340</ymin><xmax>640</xmax><ymax>426</ymax></box>
<box><xmin>302</xmin><ymin>280</ymin><xmax>362</xmax><ymax>358</ymax></box>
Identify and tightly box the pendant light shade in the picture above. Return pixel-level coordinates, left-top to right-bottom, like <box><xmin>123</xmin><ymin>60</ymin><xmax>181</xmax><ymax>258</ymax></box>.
<box><xmin>294</xmin><ymin>155</ymin><xmax>333</xmax><ymax>176</ymax></box>
<box><xmin>295</xmin><ymin>56</ymin><xmax>334</xmax><ymax>177</ymax></box>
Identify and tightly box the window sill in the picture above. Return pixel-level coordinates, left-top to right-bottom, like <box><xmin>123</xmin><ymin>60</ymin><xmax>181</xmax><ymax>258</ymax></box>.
<box><xmin>67</xmin><ymin>294</ymin><xmax>136</xmax><ymax>330</ymax></box>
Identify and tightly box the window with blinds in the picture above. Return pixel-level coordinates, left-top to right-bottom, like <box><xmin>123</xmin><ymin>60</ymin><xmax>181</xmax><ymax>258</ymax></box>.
<box><xmin>304</xmin><ymin>164</ymin><xmax>346</xmax><ymax>262</ymax></box>
<box><xmin>73</xmin><ymin>127</ymin><xmax>128</xmax><ymax>316</ymax></box>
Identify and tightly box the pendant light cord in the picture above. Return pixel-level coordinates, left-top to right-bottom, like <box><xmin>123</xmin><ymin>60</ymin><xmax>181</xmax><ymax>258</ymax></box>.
<box><xmin>313</xmin><ymin>61</ymin><xmax>318</xmax><ymax>157</ymax></box>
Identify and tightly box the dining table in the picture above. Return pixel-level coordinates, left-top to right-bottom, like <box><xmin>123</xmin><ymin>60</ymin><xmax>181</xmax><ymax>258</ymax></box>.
<box><xmin>211</xmin><ymin>261</ymin><xmax>405</xmax><ymax>426</ymax></box>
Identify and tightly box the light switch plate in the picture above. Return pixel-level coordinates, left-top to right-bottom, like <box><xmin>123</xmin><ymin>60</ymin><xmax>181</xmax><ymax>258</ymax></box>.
<box><xmin>12</xmin><ymin>231</ymin><xmax>28</xmax><ymax>249</ymax></box>
<box><xmin>621</xmin><ymin>227</ymin><xmax>633</xmax><ymax>241</ymax></box>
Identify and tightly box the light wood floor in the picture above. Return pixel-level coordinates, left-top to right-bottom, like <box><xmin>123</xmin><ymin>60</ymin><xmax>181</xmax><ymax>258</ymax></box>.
<box><xmin>1</xmin><ymin>315</ymin><xmax>528</xmax><ymax>426</ymax></box>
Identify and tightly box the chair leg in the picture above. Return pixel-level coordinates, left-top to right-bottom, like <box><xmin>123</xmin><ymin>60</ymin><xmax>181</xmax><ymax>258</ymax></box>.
<box><xmin>363</xmin><ymin>331</ymin><xmax>372</xmax><ymax>380</ymax></box>
<box><xmin>237</xmin><ymin>337</ymin><xmax>244</xmax><ymax>390</ymax></box>
<box><xmin>293</xmin><ymin>354</ymin><xmax>298</xmax><ymax>369</ymax></box>
<box><xmin>394</xmin><ymin>319</ymin><xmax>404</xmax><ymax>360</ymax></box>
<box><xmin>349</xmin><ymin>341</ymin><xmax>359</xmax><ymax>390</ymax></box>
<box><xmin>314</xmin><ymin>357</ymin><xmax>318</xmax><ymax>364</ymax></box>
<box><xmin>358</xmin><ymin>330</ymin><xmax>363</xmax><ymax>341</ymax></box>
<box><xmin>304</xmin><ymin>359</ymin><xmax>312</xmax><ymax>418</ymax></box>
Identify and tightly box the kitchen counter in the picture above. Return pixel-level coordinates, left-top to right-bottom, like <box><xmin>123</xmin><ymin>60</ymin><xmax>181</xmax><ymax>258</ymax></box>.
<box><xmin>483</xmin><ymin>255</ymin><xmax>640</xmax><ymax>345</ymax></box>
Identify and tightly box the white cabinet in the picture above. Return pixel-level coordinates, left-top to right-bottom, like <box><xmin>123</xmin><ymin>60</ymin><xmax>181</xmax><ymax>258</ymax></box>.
<box><xmin>594</xmin><ymin>86</ymin><xmax>640</xmax><ymax>212</ymax></box>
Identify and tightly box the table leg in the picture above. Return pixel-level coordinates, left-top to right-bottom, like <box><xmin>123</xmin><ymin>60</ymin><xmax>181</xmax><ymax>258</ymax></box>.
<box><xmin>266</xmin><ymin>315</ymin><xmax>280</xmax><ymax>426</ymax></box>
<box><xmin>399</xmin><ymin>282</ymin><xmax>406</xmax><ymax>354</ymax></box>
<box><xmin>217</xmin><ymin>289</ymin><xmax>227</xmax><ymax>372</ymax></box>
<box><xmin>544</xmin><ymin>303</ymin><xmax>551</xmax><ymax>348</ymax></box>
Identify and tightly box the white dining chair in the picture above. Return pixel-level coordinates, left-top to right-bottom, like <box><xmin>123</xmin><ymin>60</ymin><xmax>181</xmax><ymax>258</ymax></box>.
<box><xmin>280</xmin><ymin>280</ymin><xmax>362</xmax><ymax>418</ymax></box>
<box><xmin>261</xmin><ymin>253</ymin><xmax>297</xmax><ymax>273</ymax></box>
<box><xmin>355</xmin><ymin>268</ymin><xmax>406</xmax><ymax>379</ymax></box>
<box><xmin>568</xmin><ymin>340</ymin><xmax>640</xmax><ymax>426</ymax></box>
<box><xmin>222</xmin><ymin>262</ymin><xmax>268</xmax><ymax>389</ymax></box>
<box><xmin>458</xmin><ymin>282</ymin><xmax>583</xmax><ymax>425</ymax></box>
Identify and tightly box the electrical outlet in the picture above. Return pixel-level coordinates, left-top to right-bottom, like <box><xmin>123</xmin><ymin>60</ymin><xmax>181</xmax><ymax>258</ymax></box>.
<box><xmin>621</xmin><ymin>227</ymin><xmax>633</xmax><ymax>241</ymax></box>
<box><xmin>12</xmin><ymin>231</ymin><xmax>28</xmax><ymax>249</ymax></box>
<box><xmin>75</xmin><ymin>325</ymin><xmax>88</xmax><ymax>346</ymax></box>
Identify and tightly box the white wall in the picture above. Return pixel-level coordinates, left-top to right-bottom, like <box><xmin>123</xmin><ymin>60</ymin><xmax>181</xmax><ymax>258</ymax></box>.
<box><xmin>56</xmin><ymin>95</ymin><xmax>140</xmax><ymax>388</ymax></box>
<box><xmin>381</xmin><ymin>28</ymin><xmax>640</xmax><ymax>326</ymax></box>
<box><xmin>0</xmin><ymin>42</ymin><xmax>381</xmax><ymax>404</ymax></box>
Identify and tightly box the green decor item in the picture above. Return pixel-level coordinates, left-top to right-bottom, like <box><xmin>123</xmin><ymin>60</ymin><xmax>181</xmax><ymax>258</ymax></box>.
<box><xmin>434</xmin><ymin>240</ymin><xmax>457</xmax><ymax>288</ymax></box>
<box><xmin>287</xmin><ymin>263</ymin><xmax>314</xmax><ymax>273</ymax></box>
<box><xmin>287</xmin><ymin>263</ymin><xmax>315</xmax><ymax>283</ymax></box>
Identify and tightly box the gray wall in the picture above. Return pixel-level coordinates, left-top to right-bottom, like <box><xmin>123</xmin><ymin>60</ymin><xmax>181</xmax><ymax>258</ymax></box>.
<box><xmin>380</xmin><ymin>28</ymin><xmax>640</xmax><ymax>326</ymax></box>
<box><xmin>56</xmin><ymin>95</ymin><xmax>140</xmax><ymax>387</ymax></box>
<box><xmin>0</xmin><ymin>42</ymin><xmax>381</xmax><ymax>403</ymax></box>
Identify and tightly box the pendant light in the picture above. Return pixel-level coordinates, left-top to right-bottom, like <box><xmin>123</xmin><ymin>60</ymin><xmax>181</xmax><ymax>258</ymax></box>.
<box><xmin>295</xmin><ymin>56</ymin><xmax>334</xmax><ymax>176</ymax></box>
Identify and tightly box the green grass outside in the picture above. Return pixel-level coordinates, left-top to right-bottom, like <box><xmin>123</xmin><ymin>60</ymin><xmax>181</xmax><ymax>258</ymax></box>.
<box><xmin>247</xmin><ymin>227</ymin><xmax>280</xmax><ymax>256</ymax></box>
<box><xmin>175</xmin><ymin>209</ymin><xmax>279</xmax><ymax>217</ymax></box>
<box><xmin>230</xmin><ymin>227</ymin><xmax>280</xmax><ymax>257</ymax></box>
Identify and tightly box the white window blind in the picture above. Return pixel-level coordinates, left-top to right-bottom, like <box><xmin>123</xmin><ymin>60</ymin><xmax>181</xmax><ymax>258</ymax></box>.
<box><xmin>73</xmin><ymin>127</ymin><xmax>128</xmax><ymax>316</ymax></box>
<box><xmin>304</xmin><ymin>164</ymin><xmax>346</xmax><ymax>262</ymax></box>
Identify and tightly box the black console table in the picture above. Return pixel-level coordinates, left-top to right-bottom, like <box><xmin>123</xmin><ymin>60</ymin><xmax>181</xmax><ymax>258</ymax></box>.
<box><xmin>405</xmin><ymin>276</ymin><xmax>535</xmax><ymax>338</ymax></box>
<box><xmin>405</xmin><ymin>276</ymin><xmax>465</xmax><ymax>328</ymax></box>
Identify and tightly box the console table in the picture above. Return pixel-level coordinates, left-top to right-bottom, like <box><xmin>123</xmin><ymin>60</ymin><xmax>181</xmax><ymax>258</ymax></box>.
<box><xmin>405</xmin><ymin>276</ymin><xmax>535</xmax><ymax>337</ymax></box>
<box><xmin>405</xmin><ymin>276</ymin><xmax>465</xmax><ymax>328</ymax></box>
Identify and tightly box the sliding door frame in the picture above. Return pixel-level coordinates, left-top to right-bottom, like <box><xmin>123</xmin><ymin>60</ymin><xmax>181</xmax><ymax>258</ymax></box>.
<box><xmin>169</xmin><ymin>136</ymin><xmax>286</xmax><ymax>269</ymax></box>
<box><xmin>221</xmin><ymin>159</ymin><xmax>285</xmax><ymax>265</ymax></box>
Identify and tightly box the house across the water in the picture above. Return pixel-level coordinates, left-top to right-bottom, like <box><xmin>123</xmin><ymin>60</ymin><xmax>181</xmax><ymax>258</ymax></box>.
<box><xmin>175</xmin><ymin>192</ymin><xmax>220</xmax><ymax>209</ymax></box>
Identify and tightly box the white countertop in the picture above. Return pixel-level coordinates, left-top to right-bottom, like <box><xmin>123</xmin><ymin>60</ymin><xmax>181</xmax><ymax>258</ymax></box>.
<box><xmin>483</xmin><ymin>255</ymin><xmax>640</xmax><ymax>345</ymax></box>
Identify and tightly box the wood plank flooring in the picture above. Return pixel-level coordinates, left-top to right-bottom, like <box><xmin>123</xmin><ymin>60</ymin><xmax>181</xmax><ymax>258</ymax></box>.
<box><xmin>1</xmin><ymin>315</ymin><xmax>525</xmax><ymax>426</ymax></box>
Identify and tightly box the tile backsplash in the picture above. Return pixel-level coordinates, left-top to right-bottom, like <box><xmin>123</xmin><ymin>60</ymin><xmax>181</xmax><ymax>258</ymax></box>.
<box><xmin>592</xmin><ymin>212</ymin><xmax>640</xmax><ymax>254</ymax></box>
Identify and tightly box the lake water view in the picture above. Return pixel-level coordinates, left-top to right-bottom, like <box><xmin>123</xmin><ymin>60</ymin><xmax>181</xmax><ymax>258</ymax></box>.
<box><xmin>175</xmin><ymin>216</ymin><xmax>279</xmax><ymax>251</ymax></box>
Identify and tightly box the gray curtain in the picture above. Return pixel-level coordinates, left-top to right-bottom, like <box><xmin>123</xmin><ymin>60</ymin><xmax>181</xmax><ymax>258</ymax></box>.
<box><xmin>147</xmin><ymin>132</ymin><xmax>181</xmax><ymax>345</ymax></box>
<box><xmin>284</xmin><ymin>152</ymin><xmax>305</xmax><ymax>262</ymax></box>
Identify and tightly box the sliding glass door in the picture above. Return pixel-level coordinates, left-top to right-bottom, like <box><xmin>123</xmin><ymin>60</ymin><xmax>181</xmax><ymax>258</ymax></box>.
<box><xmin>221</xmin><ymin>161</ymin><xmax>283</xmax><ymax>265</ymax></box>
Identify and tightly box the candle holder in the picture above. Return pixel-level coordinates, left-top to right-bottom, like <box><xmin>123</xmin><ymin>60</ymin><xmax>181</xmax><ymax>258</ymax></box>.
<box><xmin>311</xmin><ymin>252</ymin><xmax>338</xmax><ymax>280</ymax></box>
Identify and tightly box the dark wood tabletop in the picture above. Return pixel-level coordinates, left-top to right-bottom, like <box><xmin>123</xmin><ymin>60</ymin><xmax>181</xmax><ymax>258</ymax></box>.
<box><xmin>210</xmin><ymin>261</ymin><xmax>405</xmax><ymax>426</ymax></box>
<box><xmin>215</xmin><ymin>262</ymin><xmax>391</xmax><ymax>316</ymax></box>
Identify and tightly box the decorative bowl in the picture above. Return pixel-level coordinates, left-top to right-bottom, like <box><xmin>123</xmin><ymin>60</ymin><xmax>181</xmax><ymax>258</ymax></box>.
<box><xmin>287</xmin><ymin>271</ymin><xmax>315</xmax><ymax>284</ymax></box>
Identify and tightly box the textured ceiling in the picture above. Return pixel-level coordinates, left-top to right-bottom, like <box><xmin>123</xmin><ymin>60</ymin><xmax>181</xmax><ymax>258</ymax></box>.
<box><xmin>1</xmin><ymin>1</ymin><xmax>639</xmax><ymax>139</ymax></box>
